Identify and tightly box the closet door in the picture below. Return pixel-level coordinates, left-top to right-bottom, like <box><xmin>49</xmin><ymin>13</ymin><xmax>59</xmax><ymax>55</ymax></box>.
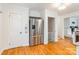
<box><xmin>8</xmin><ymin>13</ymin><xmax>28</xmax><ymax>48</ymax></box>
<box><xmin>8</xmin><ymin>14</ymin><xmax>21</xmax><ymax>48</ymax></box>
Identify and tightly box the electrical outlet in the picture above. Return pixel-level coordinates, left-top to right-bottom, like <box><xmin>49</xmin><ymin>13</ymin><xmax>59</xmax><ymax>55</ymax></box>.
<box><xmin>25</xmin><ymin>27</ymin><xmax>27</xmax><ymax>29</ymax></box>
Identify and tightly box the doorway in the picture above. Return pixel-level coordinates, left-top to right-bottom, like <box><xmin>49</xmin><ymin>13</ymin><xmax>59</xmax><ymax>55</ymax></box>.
<box><xmin>48</xmin><ymin>17</ymin><xmax>55</xmax><ymax>42</ymax></box>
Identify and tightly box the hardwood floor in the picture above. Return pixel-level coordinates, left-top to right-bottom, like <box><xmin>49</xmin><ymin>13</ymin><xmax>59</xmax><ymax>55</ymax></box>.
<box><xmin>1</xmin><ymin>38</ymin><xmax>76</xmax><ymax>55</ymax></box>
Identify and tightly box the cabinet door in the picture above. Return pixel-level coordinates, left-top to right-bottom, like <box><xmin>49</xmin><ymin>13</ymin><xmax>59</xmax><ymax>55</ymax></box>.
<box><xmin>64</xmin><ymin>16</ymin><xmax>78</xmax><ymax>37</ymax></box>
<box><xmin>70</xmin><ymin>16</ymin><xmax>78</xmax><ymax>26</ymax></box>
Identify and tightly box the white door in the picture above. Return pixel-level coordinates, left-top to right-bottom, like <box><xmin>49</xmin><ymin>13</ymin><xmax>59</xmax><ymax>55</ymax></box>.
<box><xmin>8</xmin><ymin>13</ymin><xmax>27</xmax><ymax>48</ymax></box>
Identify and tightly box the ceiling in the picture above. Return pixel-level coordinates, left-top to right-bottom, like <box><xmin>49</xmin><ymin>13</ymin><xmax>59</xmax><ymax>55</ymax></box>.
<box><xmin>1</xmin><ymin>3</ymin><xmax>79</xmax><ymax>15</ymax></box>
<box><xmin>25</xmin><ymin>3</ymin><xmax>79</xmax><ymax>15</ymax></box>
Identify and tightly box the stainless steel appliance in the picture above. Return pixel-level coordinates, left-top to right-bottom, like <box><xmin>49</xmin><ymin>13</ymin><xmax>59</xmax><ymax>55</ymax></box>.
<box><xmin>29</xmin><ymin>17</ymin><xmax>44</xmax><ymax>46</ymax></box>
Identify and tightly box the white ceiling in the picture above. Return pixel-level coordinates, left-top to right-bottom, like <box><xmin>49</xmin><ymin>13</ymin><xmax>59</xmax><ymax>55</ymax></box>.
<box><xmin>1</xmin><ymin>3</ymin><xmax>79</xmax><ymax>15</ymax></box>
<box><xmin>24</xmin><ymin>3</ymin><xmax>79</xmax><ymax>15</ymax></box>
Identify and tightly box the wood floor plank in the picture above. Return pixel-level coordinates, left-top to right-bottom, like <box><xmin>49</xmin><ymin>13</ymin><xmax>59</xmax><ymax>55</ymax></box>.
<box><xmin>1</xmin><ymin>38</ymin><xmax>76</xmax><ymax>55</ymax></box>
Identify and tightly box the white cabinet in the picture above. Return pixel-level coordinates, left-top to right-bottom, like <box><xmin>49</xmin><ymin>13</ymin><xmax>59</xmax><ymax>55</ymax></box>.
<box><xmin>70</xmin><ymin>16</ymin><xmax>78</xmax><ymax>26</ymax></box>
<box><xmin>64</xmin><ymin>16</ymin><xmax>79</xmax><ymax>37</ymax></box>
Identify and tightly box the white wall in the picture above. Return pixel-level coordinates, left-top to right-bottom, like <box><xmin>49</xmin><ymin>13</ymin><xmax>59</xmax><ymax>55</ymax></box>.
<box><xmin>46</xmin><ymin>9</ymin><xmax>59</xmax><ymax>42</ymax></box>
<box><xmin>0</xmin><ymin>4</ymin><xmax>3</xmax><ymax>50</ymax></box>
<box><xmin>0</xmin><ymin>4</ymin><xmax>29</xmax><ymax>50</ymax></box>
<box><xmin>40</xmin><ymin>10</ymin><xmax>46</xmax><ymax>44</ymax></box>
<box><xmin>43</xmin><ymin>9</ymin><xmax>48</xmax><ymax>44</ymax></box>
<box><xmin>0</xmin><ymin>4</ymin><xmax>61</xmax><ymax>51</ymax></box>
<box><xmin>63</xmin><ymin>11</ymin><xmax>79</xmax><ymax>18</ymax></box>
<box><xmin>58</xmin><ymin>16</ymin><xmax>64</xmax><ymax>39</ymax></box>
<box><xmin>40</xmin><ymin>9</ymin><xmax>59</xmax><ymax>44</ymax></box>
<box><xmin>0</xmin><ymin>14</ymin><xmax>3</xmax><ymax>50</ymax></box>
<box><xmin>29</xmin><ymin>10</ymin><xmax>41</xmax><ymax>17</ymax></box>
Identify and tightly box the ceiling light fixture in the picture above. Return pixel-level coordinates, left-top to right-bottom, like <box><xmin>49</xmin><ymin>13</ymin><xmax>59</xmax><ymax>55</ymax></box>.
<box><xmin>58</xmin><ymin>5</ymin><xmax>66</xmax><ymax>10</ymax></box>
<box><xmin>53</xmin><ymin>3</ymin><xmax>71</xmax><ymax>10</ymax></box>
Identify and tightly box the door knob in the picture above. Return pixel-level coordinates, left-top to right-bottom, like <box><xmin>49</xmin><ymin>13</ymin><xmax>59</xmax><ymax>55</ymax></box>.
<box><xmin>20</xmin><ymin>32</ymin><xmax>22</xmax><ymax>34</ymax></box>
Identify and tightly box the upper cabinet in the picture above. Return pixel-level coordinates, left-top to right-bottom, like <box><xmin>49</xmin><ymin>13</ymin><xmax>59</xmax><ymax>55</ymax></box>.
<box><xmin>64</xmin><ymin>16</ymin><xmax>79</xmax><ymax>27</ymax></box>
<box><xmin>70</xmin><ymin>16</ymin><xmax>79</xmax><ymax>27</ymax></box>
<box><xmin>64</xmin><ymin>16</ymin><xmax>79</xmax><ymax>37</ymax></box>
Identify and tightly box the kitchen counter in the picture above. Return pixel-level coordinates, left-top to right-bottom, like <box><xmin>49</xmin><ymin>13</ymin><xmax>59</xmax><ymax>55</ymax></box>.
<box><xmin>75</xmin><ymin>31</ymin><xmax>79</xmax><ymax>35</ymax></box>
<box><xmin>76</xmin><ymin>45</ymin><xmax>79</xmax><ymax>55</ymax></box>
<box><xmin>74</xmin><ymin>30</ymin><xmax>79</xmax><ymax>55</ymax></box>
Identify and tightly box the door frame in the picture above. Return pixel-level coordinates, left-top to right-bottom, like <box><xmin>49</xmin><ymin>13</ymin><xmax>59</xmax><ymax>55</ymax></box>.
<box><xmin>48</xmin><ymin>17</ymin><xmax>55</xmax><ymax>42</ymax></box>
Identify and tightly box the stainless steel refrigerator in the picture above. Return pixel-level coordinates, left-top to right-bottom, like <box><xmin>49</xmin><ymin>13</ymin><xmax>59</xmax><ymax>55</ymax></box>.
<box><xmin>29</xmin><ymin>17</ymin><xmax>44</xmax><ymax>46</ymax></box>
